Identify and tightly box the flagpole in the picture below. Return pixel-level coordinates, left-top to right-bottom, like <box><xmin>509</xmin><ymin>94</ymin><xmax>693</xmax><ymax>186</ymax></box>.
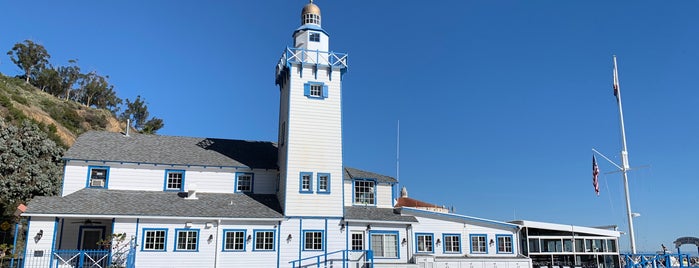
<box><xmin>614</xmin><ymin>55</ymin><xmax>637</xmax><ymax>254</ymax></box>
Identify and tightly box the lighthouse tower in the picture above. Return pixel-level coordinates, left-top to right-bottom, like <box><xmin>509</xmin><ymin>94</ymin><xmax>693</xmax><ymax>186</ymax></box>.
<box><xmin>275</xmin><ymin>1</ymin><xmax>348</xmax><ymax>217</ymax></box>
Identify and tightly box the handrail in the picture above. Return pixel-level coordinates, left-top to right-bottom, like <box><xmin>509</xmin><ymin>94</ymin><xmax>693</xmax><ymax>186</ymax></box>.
<box><xmin>288</xmin><ymin>249</ymin><xmax>372</xmax><ymax>268</ymax></box>
<box><xmin>278</xmin><ymin>47</ymin><xmax>348</xmax><ymax>69</ymax></box>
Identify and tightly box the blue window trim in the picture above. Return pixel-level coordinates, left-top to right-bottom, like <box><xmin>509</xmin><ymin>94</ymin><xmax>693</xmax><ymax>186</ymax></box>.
<box><xmin>442</xmin><ymin>233</ymin><xmax>462</xmax><ymax>254</ymax></box>
<box><xmin>316</xmin><ymin>173</ymin><xmax>331</xmax><ymax>194</ymax></box>
<box><xmin>415</xmin><ymin>233</ymin><xmax>434</xmax><ymax>254</ymax></box>
<box><xmin>352</xmin><ymin>178</ymin><xmax>377</xmax><ymax>206</ymax></box>
<box><xmin>174</xmin><ymin>228</ymin><xmax>200</xmax><ymax>252</ymax></box>
<box><xmin>163</xmin><ymin>169</ymin><xmax>186</xmax><ymax>192</ymax></box>
<box><xmin>302</xmin><ymin>230</ymin><xmax>325</xmax><ymax>251</ymax></box>
<box><xmin>496</xmin><ymin>234</ymin><xmax>514</xmax><ymax>254</ymax></box>
<box><xmin>469</xmin><ymin>234</ymin><xmax>488</xmax><ymax>254</ymax></box>
<box><xmin>299</xmin><ymin>172</ymin><xmax>313</xmax><ymax>194</ymax></box>
<box><xmin>141</xmin><ymin>228</ymin><xmax>168</xmax><ymax>252</ymax></box>
<box><xmin>368</xmin><ymin>231</ymin><xmax>400</xmax><ymax>259</ymax></box>
<box><xmin>235</xmin><ymin>172</ymin><xmax>254</xmax><ymax>193</ymax></box>
<box><xmin>222</xmin><ymin>229</ymin><xmax>246</xmax><ymax>252</ymax></box>
<box><xmin>86</xmin><ymin>166</ymin><xmax>110</xmax><ymax>189</ymax></box>
<box><xmin>303</xmin><ymin>81</ymin><xmax>328</xmax><ymax>99</ymax></box>
<box><xmin>252</xmin><ymin>229</ymin><xmax>276</xmax><ymax>251</ymax></box>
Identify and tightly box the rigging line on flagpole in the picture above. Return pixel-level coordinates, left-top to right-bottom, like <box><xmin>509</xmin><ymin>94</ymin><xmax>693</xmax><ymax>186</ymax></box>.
<box><xmin>592</xmin><ymin>148</ymin><xmax>623</xmax><ymax>170</ymax></box>
<box><xmin>602</xmin><ymin>164</ymin><xmax>650</xmax><ymax>175</ymax></box>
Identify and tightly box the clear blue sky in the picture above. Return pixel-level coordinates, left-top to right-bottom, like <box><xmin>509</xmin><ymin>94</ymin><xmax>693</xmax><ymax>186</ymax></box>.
<box><xmin>3</xmin><ymin>1</ymin><xmax>698</xmax><ymax>254</ymax></box>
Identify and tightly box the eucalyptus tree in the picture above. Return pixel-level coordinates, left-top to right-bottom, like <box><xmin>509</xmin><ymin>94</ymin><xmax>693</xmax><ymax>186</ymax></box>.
<box><xmin>6</xmin><ymin>40</ymin><xmax>51</xmax><ymax>83</ymax></box>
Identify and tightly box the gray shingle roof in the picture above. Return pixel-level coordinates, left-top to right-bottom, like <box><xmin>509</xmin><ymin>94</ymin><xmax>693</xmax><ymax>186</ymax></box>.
<box><xmin>343</xmin><ymin>167</ymin><xmax>396</xmax><ymax>183</ymax></box>
<box><xmin>344</xmin><ymin>206</ymin><xmax>417</xmax><ymax>223</ymax></box>
<box><xmin>25</xmin><ymin>188</ymin><xmax>283</xmax><ymax>219</ymax></box>
<box><xmin>64</xmin><ymin>131</ymin><xmax>278</xmax><ymax>169</ymax></box>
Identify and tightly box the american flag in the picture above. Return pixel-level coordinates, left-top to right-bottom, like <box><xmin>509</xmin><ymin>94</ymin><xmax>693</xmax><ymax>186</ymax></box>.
<box><xmin>592</xmin><ymin>155</ymin><xmax>600</xmax><ymax>196</ymax></box>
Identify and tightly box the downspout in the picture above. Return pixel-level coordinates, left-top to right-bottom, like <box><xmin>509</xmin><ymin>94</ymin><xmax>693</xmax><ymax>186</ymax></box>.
<box><xmin>214</xmin><ymin>219</ymin><xmax>221</xmax><ymax>268</ymax></box>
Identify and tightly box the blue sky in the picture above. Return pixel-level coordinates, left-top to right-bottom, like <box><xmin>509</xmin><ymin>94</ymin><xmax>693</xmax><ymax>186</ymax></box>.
<box><xmin>2</xmin><ymin>1</ymin><xmax>698</xmax><ymax>254</ymax></box>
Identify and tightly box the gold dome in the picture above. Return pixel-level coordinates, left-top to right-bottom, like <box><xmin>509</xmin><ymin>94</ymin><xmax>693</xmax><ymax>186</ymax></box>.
<box><xmin>301</xmin><ymin>2</ymin><xmax>321</xmax><ymax>17</ymax></box>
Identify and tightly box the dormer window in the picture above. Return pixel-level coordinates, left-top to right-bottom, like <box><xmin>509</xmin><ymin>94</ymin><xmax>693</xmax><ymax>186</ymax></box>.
<box><xmin>309</xmin><ymin>32</ymin><xmax>320</xmax><ymax>42</ymax></box>
<box><xmin>87</xmin><ymin>166</ymin><xmax>109</xmax><ymax>188</ymax></box>
<box><xmin>164</xmin><ymin>170</ymin><xmax>185</xmax><ymax>191</ymax></box>
<box><xmin>353</xmin><ymin>179</ymin><xmax>375</xmax><ymax>205</ymax></box>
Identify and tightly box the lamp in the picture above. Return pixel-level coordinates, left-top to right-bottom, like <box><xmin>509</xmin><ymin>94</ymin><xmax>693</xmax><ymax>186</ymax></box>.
<box><xmin>366</xmin><ymin>224</ymin><xmax>371</xmax><ymax>231</ymax></box>
<box><xmin>402</xmin><ymin>238</ymin><xmax>407</xmax><ymax>246</ymax></box>
<box><xmin>34</xmin><ymin>230</ymin><xmax>43</xmax><ymax>243</ymax></box>
<box><xmin>287</xmin><ymin>234</ymin><xmax>293</xmax><ymax>242</ymax></box>
<box><xmin>340</xmin><ymin>223</ymin><xmax>345</xmax><ymax>232</ymax></box>
<box><xmin>208</xmin><ymin>234</ymin><xmax>214</xmax><ymax>243</ymax></box>
<box><xmin>490</xmin><ymin>239</ymin><xmax>495</xmax><ymax>247</ymax></box>
<box><xmin>247</xmin><ymin>234</ymin><xmax>252</xmax><ymax>243</ymax></box>
<box><xmin>436</xmin><ymin>238</ymin><xmax>441</xmax><ymax>246</ymax></box>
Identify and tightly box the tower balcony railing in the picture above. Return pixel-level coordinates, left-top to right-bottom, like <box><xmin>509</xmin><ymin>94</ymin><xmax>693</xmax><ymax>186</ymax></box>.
<box><xmin>277</xmin><ymin>47</ymin><xmax>347</xmax><ymax>74</ymax></box>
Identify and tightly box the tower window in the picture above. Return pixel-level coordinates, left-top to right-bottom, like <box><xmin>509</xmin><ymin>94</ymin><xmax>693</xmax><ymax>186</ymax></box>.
<box><xmin>300</xmin><ymin>172</ymin><xmax>313</xmax><ymax>193</ymax></box>
<box><xmin>304</xmin><ymin>82</ymin><xmax>328</xmax><ymax>99</ymax></box>
<box><xmin>303</xmin><ymin>13</ymin><xmax>320</xmax><ymax>25</ymax></box>
<box><xmin>309</xmin><ymin>32</ymin><xmax>320</xmax><ymax>42</ymax></box>
<box><xmin>310</xmin><ymin>84</ymin><xmax>322</xmax><ymax>97</ymax></box>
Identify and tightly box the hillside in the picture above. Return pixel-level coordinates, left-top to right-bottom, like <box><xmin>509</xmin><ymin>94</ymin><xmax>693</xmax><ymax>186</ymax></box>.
<box><xmin>0</xmin><ymin>73</ymin><xmax>124</xmax><ymax>147</ymax></box>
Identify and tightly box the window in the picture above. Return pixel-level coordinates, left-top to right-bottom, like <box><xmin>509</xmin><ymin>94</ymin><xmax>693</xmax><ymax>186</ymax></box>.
<box><xmin>303</xmin><ymin>82</ymin><xmax>328</xmax><ymax>99</ymax></box>
<box><xmin>164</xmin><ymin>170</ymin><xmax>185</xmax><ymax>191</ymax></box>
<box><xmin>353</xmin><ymin>179</ymin><xmax>375</xmax><ymax>205</ymax></box>
<box><xmin>236</xmin><ymin>173</ymin><xmax>253</xmax><ymax>192</ymax></box>
<box><xmin>303</xmin><ymin>230</ymin><xmax>324</xmax><ymax>251</ymax></box>
<box><xmin>351</xmin><ymin>232</ymin><xmax>364</xmax><ymax>250</ymax></box>
<box><xmin>309</xmin><ymin>32</ymin><xmax>320</xmax><ymax>42</ymax></box>
<box><xmin>443</xmin><ymin>234</ymin><xmax>461</xmax><ymax>254</ymax></box>
<box><xmin>87</xmin><ymin>166</ymin><xmax>109</xmax><ymax>188</ymax></box>
<box><xmin>254</xmin><ymin>230</ymin><xmax>275</xmax><ymax>251</ymax></box>
<box><xmin>223</xmin><ymin>230</ymin><xmax>246</xmax><ymax>251</ymax></box>
<box><xmin>142</xmin><ymin>229</ymin><xmax>167</xmax><ymax>251</ymax></box>
<box><xmin>416</xmin><ymin>233</ymin><xmax>433</xmax><ymax>253</ymax></box>
<box><xmin>303</xmin><ymin>13</ymin><xmax>320</xmax><ymax>25</ymax></box>
<box><xmin>370</xmin><ymin>232</ymin><xmax>398</xmax><ymax>258</ymax></box>
<box><xmin>470</xmin><ymin>234</ymin><xmax>487</xmax><ymax>254</ymax></box>
<box><xmin>317</xmin><ymin>173</ymin><xmax>330</xmax><ymax>193</ymax></box>
<box><xmin>497</xmin><ymin>235</ymin><xmax>513</xmax><ymax>253</ymax></box>
<box><xmin>310</xmin><ymin>84</ymin><xmax>322</xmax><ymax>97</ymax></box>
<box><xmin>300</xmin><ymin>172</ymin><xmax>313</xmax><ymax>193</ymax></box>
<box><xmin>175</xmin><ymin>229</ymin><xmax>199</xmax><ymax>251</ymax></box>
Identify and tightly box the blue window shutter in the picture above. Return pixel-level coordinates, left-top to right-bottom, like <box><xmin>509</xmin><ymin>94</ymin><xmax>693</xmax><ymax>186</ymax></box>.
<box><xmin>322</xmin><ymin>85</ymin><xmax>328</xmax><ymax>98</ymax></box>
<box><xmin>304</xmin><ymin>83</ymin><xmax>310</xmax><ymax>96</ymax></box>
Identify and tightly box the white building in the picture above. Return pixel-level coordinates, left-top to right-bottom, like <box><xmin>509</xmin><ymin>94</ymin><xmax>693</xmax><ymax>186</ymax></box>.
<box><xmin>20</xmin><ymin>2</ymin><xmax>614</xmax><ymax>268</ymax></box>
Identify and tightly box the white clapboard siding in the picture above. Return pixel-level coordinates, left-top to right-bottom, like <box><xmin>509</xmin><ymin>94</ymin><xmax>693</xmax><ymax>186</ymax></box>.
<box><xmin>411</xmin><ymin>215</ymin><xmax>518</xmax><ymax>257</ymax></box>
<box><xmin>61</xmin><ymin>161</ymin><xmax>278</xmax><ymax>195</ymax></box>
<box><xmin>24</xmin><ymin>217</ymin><xmax>56</xmax><ymax>262</ymax></box>
<box><xmin>282</xmin><ymin>65</ymin><xmax>344</xmax><ymax>217</ymax></box>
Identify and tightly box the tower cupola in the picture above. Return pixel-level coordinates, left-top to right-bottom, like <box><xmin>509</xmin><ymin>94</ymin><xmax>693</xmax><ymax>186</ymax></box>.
<box><xmin>301</xmin><ymin>1</ymin><xmax>321</xmax><ymax>26</ymax></box>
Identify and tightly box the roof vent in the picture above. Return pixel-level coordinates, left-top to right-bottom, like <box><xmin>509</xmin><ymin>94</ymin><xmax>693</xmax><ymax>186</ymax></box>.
<box><xmin>186</xmin><ymin>183</ymin><xmax>198</xmax><ymax>200</ymax></box>
<box><xmin>125</xmin><ymin>119</ymin><xmax>130</xmax><ymax>137</ymax></box>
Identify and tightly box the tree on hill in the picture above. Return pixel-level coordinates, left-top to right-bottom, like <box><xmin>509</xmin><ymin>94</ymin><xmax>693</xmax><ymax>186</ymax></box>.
<box><xmin>58</xmin><ymin>59</ymin><xmax>81</xmax><ymax>100</ymax></box>
<box><xmin>120</xmin><ymin>95</ymin><xmax>164</xmax><ymax>134</ymax></box>
<box><xmin>6</xmin><ymin>40</ymin><xmax>50</xmax><ymax>83</ymax></box>
<box><xmin>79</xmin><ymin>71</ymin><xmax>121</xmax><ymax>111</ymax></box>
<box><xmin>0</xmin><ymin>119</ymin><xmax>64</xmax><ymax>217</ymax></box>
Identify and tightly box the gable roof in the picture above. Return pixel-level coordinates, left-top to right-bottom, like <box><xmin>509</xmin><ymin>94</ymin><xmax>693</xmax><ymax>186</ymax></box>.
<box><xmin>24</xmin><ymin>188</ymin><xmax>283</xmax><ymax>219</ymax></box>
<box><xmin>399</xmin><ymin>207</ymin><xmax>520</xmax><ymax>230</ymax></box>
<box><xmin>64</xmin><ymin>131</ymin><xmax>278</xmax><ymax>169</ymax></box>
<box><xmin>343</xmin><ymin>167</ymin><xmax>396</xmax><ymax>183</ymax></box>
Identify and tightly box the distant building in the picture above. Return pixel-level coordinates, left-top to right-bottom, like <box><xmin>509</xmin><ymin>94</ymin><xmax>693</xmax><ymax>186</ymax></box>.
<box><xmin>20</xmin><ymin>2</ymin><xmax>618</xmax><ymax>268</ymax></box>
